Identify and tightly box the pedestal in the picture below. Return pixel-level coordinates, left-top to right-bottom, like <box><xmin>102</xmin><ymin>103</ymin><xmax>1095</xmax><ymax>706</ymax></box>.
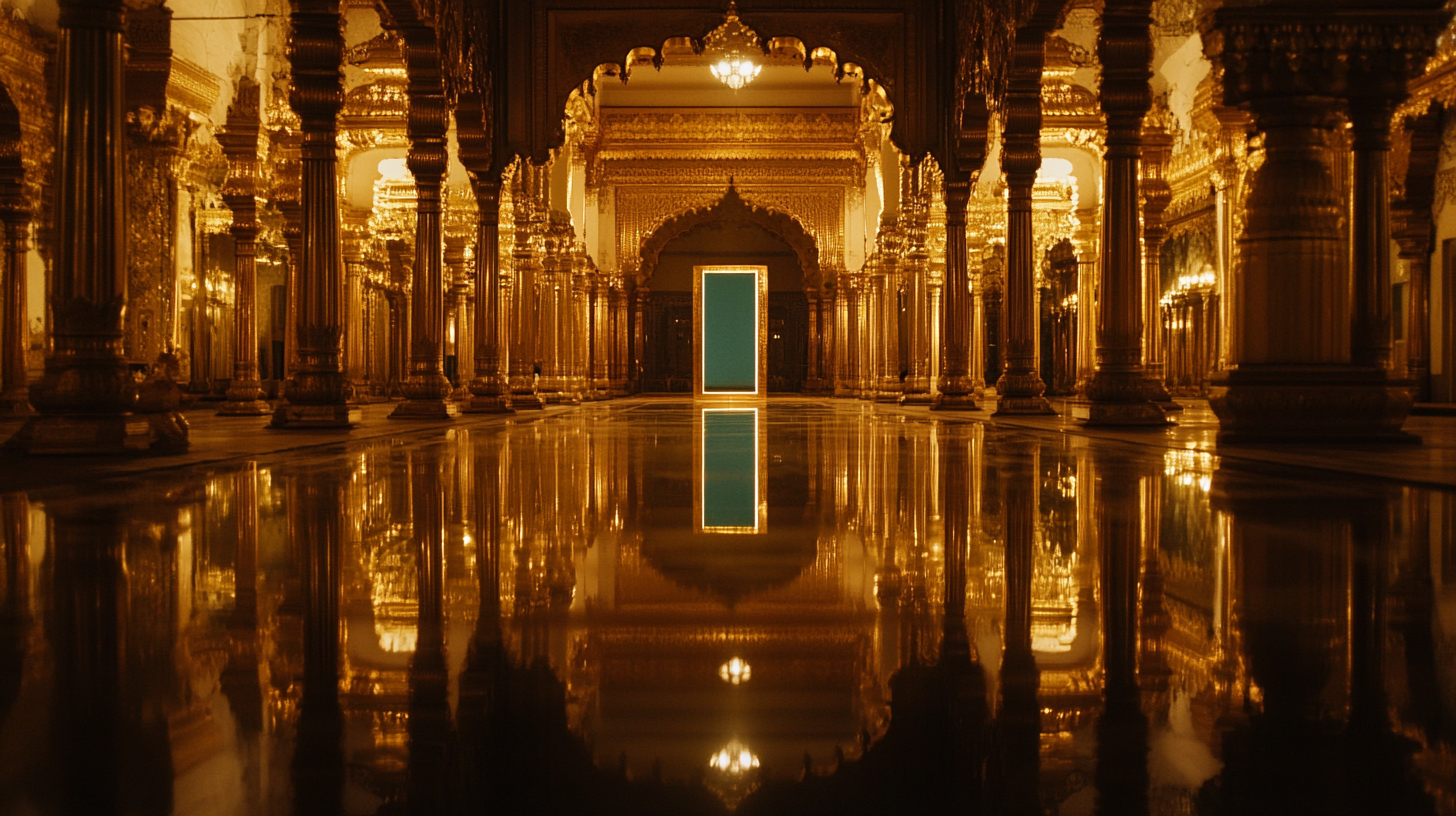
<box><xmin>4</xmin><ymin>412</ymin><xmax>189</xmax><ymax>455</ymax></box>
<box><xmin>1208</xmin><ymin>365</ymin><xmax>1417</xmax><ymax>443</ymax></box>
<box><xmin>270</xmin><ymin>402</ymin><xmax>362</xmax><ymax>429</ymax></box>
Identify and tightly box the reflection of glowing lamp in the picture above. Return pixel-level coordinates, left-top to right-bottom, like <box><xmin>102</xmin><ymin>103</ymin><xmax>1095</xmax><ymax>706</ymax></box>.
<box><xmin>705</xmin><ymin>737</ymin><xmax>763</xmax><ymax>809</ymax></box>
<box><xmin>705</xmin><ymin>3</ymin><xmax>763</xmax><ymax>90</ymax></box>
<box><xmin>719</xmin><ymin>657</ymin><xmax>752</xmax><ymax>685</ymax></box>
<box><xmin>710</xmin><ymin>740</ymin><xmax>760</xmax><ymax>774</ymax></box>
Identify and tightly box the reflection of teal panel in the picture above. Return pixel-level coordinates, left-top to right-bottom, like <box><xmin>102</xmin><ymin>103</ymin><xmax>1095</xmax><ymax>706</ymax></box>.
<box><xmin>702</xmin><ymin>411</ymin><xmax>756</xmax><ymax>530</ymax></box>
<box><xmin>702</xmin><ymin>271</ymin><xmax>757</xmax><ymax>392</ymax></box>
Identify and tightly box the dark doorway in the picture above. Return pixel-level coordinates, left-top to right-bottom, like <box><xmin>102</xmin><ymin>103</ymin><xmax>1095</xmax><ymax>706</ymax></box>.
<box><xmin>643</xmin><ymin>220</ymin><xmax>808</xmax><ymax>392</ymax></box>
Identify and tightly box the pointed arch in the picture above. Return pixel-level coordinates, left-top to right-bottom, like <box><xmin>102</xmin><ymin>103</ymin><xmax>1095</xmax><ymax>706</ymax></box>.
<box><xmin>638</xmin><ymin>183</ymin><xmax>821</xmax><ymax>291</ymax></box>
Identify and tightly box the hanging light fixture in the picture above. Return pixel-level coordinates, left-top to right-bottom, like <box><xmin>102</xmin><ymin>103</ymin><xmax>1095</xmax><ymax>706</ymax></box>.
<box><xmin>705</xmin><ymin>2</ymin><xmax>763</xmax><ymax>90</ymax></box>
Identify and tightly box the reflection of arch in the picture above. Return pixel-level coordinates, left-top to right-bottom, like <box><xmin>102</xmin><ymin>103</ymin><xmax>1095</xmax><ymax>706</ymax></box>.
<box><xmin>639</xmin><ymin>183</ymin><xmax>821</xmax><ymax>290</ymax></box>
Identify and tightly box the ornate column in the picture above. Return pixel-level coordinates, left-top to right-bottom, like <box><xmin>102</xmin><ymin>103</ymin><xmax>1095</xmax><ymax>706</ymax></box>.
<box><xmin>1140</xmin><ymin>103</ymin><xmax>1182</xmax><ymax>412</ymax></box>
<box><xmin>7</xmin><ymin>0</ymin><xmax>188</xmax><ymax>453</ymax></box>
<box><xmin>509</xmin><ymin>164</ymin><xmax>544</xmax><ymax>409</ymax></box>
<box><xmin>0</xmin><ymin>85</ymin><xmax>32</xmax><ymax>417</ymax></box>
<box><xmin>390</xmin><ymin>33</ymin><xmax>456</xmax><ymax>421</ymax></box>
<box><xmin>271</xmin><ymin>0</ymin><xmax>357</xmax><ymax>429</ymax></box>
<box><xmin>935</xmin><ymin>173</ymin><xmax>982</xmax><ymax>410</ymax></box>
<box><xmin>1393</xmin><ymin>109</ymin><xmax>1439</xmax><ymax>402</ymax></box>
<box><xmin>444</xmin><ymin>234</ymin><xmax>471</xmax><ymax>400</ymax></box>
<box><xmin>1346</xmin><ymin>14</ymin><xmax>1443</xmax><ymax>410</ymax></box>
<box><xmin>458</xmin><ymin>112</ymin><xmax>512</xmax><ymax>413</ymax></box>
<box><xmin>995</xmin><ymin>27</ymin><xmax>1055</xmax><ymax>416</ymax></box>
<box><xmin>874</xmin><ymin>229</ymin><xmax>904</xmax><ymax>403</ymax></box>
<box><xmin>218</xmin><ymin>79</ymin><xmax>270</xmax><ymax>416</ymax></box>
<box><xmin>902</xmin><ymin>164</ymin><xmax>934</xmax><ymax>405</ymax></box>
<box><xmin>1078</xmin><ymin>0</ymin><xmax>1168</xmax><ymax>426</ymax></box>
<box><xmin>1203</xmin><ymin>9</ymin><xmax>1441</xmax><ymax>442</ymax></box>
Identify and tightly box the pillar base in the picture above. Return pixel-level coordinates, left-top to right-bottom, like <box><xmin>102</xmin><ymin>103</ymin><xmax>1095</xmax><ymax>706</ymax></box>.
<box><xmin>388</xmin><ymin>399</ymin><xmax>461</xmax><ymax>420</ymax></box>
<box><xmin>4</xmin><ymin>412</ymin><xmax>189</xmax><ymax>455</ymax></box>
<box><xmin>1208</xmin><ymin>365</ymin><xmax>1417</xmax><ymax>443</ymax></box>
<box><xmin>0</xmin><ymin>396</ymin><xmax>35</xmax><ymax>418</ymax></box>
<box><xmin>269</xmin><ymin>402</ymin><xmax>361</xmax><ymax>430</ymax></box>
<box><xmin>217</xmin><ymin>399</ymin><xmax>272</xmax><ymax>417</ymax></box>
<box><xmin>900</xmin><ymin>390</ymin><xmax>935</xmax><ymax>405</ymax></box>
<box><xmin>931</xmin><ymin>393</ymin><xmax>982</xmax><ymax>411</ymax></box>
<box><xmin>1071</xmin><ymin>399</ymin><xmax>1171</xmax><ymax>426</ymax></box>
<box><xmin>460</xmin><ymin>394</ymin><xmax>514</xmax><ymax>414</ymax></box>
<box><xmin>511</xmin><ymin>393</ymin><xmax>545</xmax><ymax>410</ymax></box>
<box><xmin>993</xmin><ymin>395</ymin><xmax>1057</xmax><ymax>416</ymax></box>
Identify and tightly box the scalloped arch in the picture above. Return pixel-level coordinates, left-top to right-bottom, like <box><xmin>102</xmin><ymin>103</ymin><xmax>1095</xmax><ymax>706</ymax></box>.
<box><xmin>638</xmin><ymin>184</ymin><xmax>822</xmax><ymax>291</ymax></box>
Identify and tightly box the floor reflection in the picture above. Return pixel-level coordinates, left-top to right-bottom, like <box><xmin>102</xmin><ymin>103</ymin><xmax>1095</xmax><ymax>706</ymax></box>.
<box><xmin>0</xmin><ymin>400</ymin><xmax>1452</xmax><ymax>815</ymax></box>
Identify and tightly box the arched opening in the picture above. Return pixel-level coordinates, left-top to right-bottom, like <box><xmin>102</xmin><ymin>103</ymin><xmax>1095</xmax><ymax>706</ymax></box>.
<box><xmin>641</xmin><ymin>220</ymin><xmax>809</xmax><ymax>393</ymax></box>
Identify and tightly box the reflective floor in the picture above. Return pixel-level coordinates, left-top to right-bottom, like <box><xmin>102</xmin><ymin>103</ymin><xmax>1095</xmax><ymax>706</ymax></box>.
<box><xmin>0</xmin><ymin>399</ymin><xmax>1453</xmax><ymax>815</ymax></box>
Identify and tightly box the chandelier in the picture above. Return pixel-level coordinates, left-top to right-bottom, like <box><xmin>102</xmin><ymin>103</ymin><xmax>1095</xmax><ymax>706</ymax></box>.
<box><xmin>705</xmin><ymin>2</ymin><xmax>763</xmax><ymax>90</ymax></box>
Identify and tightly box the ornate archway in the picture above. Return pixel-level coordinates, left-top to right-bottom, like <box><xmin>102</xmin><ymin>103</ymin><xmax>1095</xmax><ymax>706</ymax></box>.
<box><xmin>638</xmin><ymin>183</ymin><xmax>822</xmax><ymax>291</ymax></box>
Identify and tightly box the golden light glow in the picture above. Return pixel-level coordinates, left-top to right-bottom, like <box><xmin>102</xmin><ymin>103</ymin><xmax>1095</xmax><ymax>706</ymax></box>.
<box><xmin>709</xmin><ymin>739</ymin><xmax>760</xmax><ymax>774</ymax></box>
<box><xmin>719</xmin><ymin>657</ymin><xmax>752</xmax><ymax>684</ymax></box>
<box><xmin>704</xmin><ymin>3</ymin><xmax>764</xmax><ymax>90</ymax></box>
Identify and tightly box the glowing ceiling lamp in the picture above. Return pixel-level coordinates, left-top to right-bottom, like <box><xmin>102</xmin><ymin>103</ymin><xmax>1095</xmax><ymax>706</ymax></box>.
<box><xmin>719</xmin><ymin>656</ymin><xmax>752</xmax><ymax>685</ymax></box>
<box><xmin>705</xmin><ymin>2</ymin><xmax>763</xmax><ymax>90</ymax></box>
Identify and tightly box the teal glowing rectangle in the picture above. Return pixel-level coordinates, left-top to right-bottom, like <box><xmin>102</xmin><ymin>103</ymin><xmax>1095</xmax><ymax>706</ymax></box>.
<box><xmin>701</xmin><ymin>271</ymin><xmax>758</xmax><ymax>393</ymax></box>
<box><xmin>702</xmin><ymin>410</ymin><xmax>757</xmax><ymax>531</ymax></box>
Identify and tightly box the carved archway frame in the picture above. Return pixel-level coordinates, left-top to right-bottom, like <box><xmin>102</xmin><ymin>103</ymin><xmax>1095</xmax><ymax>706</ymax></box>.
<box><xmin>638</xmin><ymin>184</ymin><xmax>823</xmax><ymax>293</ymax></box>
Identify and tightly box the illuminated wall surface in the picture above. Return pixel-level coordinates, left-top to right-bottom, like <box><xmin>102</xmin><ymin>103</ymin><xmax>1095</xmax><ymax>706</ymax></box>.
<box><xmin>701</xmin><ymin>270</ymin><xmax>758</xmax><ymax>392</ymax></box>
<box><xmin>701</xmin><ymin>409</ymin><xmax>758</xmax><ymax>531</ymax></box>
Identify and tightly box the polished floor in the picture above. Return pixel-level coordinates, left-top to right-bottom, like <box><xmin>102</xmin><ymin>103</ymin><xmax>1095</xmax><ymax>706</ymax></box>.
<box><xmin>0</xmin><ymin>398</ymin><xmax>1452</xmax><ymax>815</ymax></box>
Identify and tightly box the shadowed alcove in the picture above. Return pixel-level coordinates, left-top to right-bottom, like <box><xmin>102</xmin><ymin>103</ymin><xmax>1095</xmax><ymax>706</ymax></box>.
<box><xmin>642</xmin><ymin>220</ymin><xmax>810</xmax><ymax>392</ymax></box>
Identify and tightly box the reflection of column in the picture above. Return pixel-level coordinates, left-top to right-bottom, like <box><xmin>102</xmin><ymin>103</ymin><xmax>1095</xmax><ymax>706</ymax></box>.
<box><xmin>391</xmin><ymin>44</ymin><xmax>457</xmax><ymax>420</ymax></box>
<box><xmin>52</xmin><ymin>504</ymin><xmax>125</xmax><ymax>811</ymax></box>
<box><xmin>1095</xmin><ymin>453</ymin><xmax>1149</xmax><ymax>816</ymax></box>
<box><xmin>1001</xmin><ymin>441</ymin><xmax>1040</xmax><ymax>816</ymax></box>
<box><xmin>407</xmin><ymin>449</ymin><xmax>451</xmax><ymax>812</ymax></box>
<box><xmin>0</xmin><ymin>493</ymin><xmax>30</xmax><ymax>731</ymax></box>
<box><xmin>1138</xmin><ymin>475</ymin><xmax>1170</xmax><ymax>717</ymax></box>
<box><xmin>0</xmin><ymin>147</ymin><xmax>32</xmax><ymax>417</ymax></box>
<box><xmin>1080</xmin><ymin>1</ymin><xmax>1168</xmax><ymax>427</ymax></box>
<box><xmin>271</xmin><ymin>0</ymin><xmax>358</xmax><ymax>430</ymax></box>
<box><xmin>219</xmin><ymin>79</ymin><xmax>270</xmax><ymax>416</ymax></box>
<box><xmin>10</xmin><ymin>0</ymin><xmax>188</xmax><ymax>453</ymax></box>
<box><xmin>291</xmin><ymin>467</ymin><xmax>345</xmax><ymax>814</ymax></box>
<box><xmin>995</xmin><ymin>27</ymin><xmax>1054</xmax><ymax>416</ymax></box>
<box><xmin>220</xmin><ymin>465</ymin><xmax>264</xmax><ymax>811</ymax></box>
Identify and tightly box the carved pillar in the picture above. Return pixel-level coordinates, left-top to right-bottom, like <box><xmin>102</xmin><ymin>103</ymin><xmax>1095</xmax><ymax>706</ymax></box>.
<box><xmin>7</xmin><ymin>0</ymin><xmax>189</xmax><ymax>453</ymax></box>
<box><xmin>459</xmin><ymin>133</ymin><xmax>512</xmax><ymax>413</ymax></box>
<box><xmin>610</xmin><ymin>282</ymin><xmax>629</xmax><ymax>396</ymax></box>
<box><xmin>1346</xmin><ymin>15</ymin><xmax>1442</xmax><ymax>409</ymax></box>
<box><xmin>936</xmin><ymin>175</ymin><xmax>982</xmax><ymax>410</ymax></box>
<box><xmin>1079</xmin><ymin>0</ymin><xmax>1168</xmax><ymax>426</ymax></box>
<box><xmin>0</xmin><ymin>84</ymin><xmax>31</xmax><ymax>416</ymax></box>
<box><xmin>996</xmin><ymin>28</ymin><xmax>1055</xmax><ymax>416</ymax></box>
<box><xmin>1141</xmin><ymin>106</ymin><xmax>1182</xmax><ymax>412</ymax></box>
<box><xmin>903</xmin><ymin>164</ymin><xmax>935</xmax><ymax>405</ymax></box>
<box><xmin>218</xmin><ymin>79</ymin><xmax>270</xmax><ymax>416</ymax></box>
<box><xmin>874</xmin><ymin>229</ymin><xmax>904</xmax><ymax>403</ymax></box>
<box><xmin>390</xmin><ymin>35</ymin><xmax>456</xmax><ymax>421</ymax></box>
<box><xmin>509</xmin><ymin>164</ymin><xmax>544</xmax><ymax>409</ymax></box>
<box><xmin>271</xmin><ymin>0</ymin><xmax>357</xmax><ymax>429</ymax></box>
<box><xmin>1393</xmin><ymin>109</ymin><xmax>1439</xmax><ymax>402</ymax></box>
<box><xmin>1204</xmin><ymin>10</ymin><xmax>1441</xmax><ymax>442</ymax></box>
